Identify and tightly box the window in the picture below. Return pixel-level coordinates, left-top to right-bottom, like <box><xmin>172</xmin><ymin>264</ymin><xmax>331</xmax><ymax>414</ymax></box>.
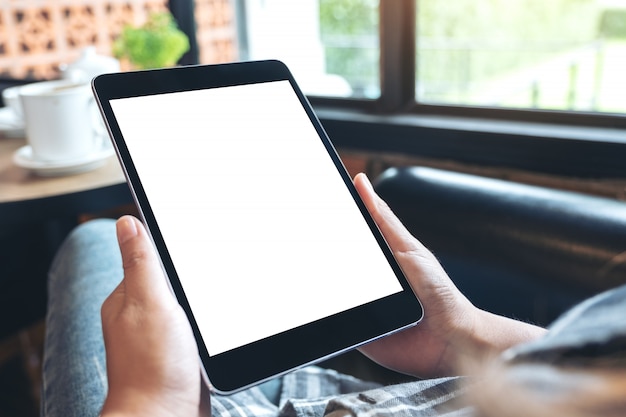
<box><xmin>202</xmin><ymin>1</ymin><xmax>626</xmax><ymax>178</ymax></box>
<box><xmin>238</xmin><ymin>0</ymin><xmax>626</xmax><ymax>117</ymax></box>
<box><xmin>416</xmin><ymin>0</ymin><xmax>626</xmax><ymax>115</ymax></box>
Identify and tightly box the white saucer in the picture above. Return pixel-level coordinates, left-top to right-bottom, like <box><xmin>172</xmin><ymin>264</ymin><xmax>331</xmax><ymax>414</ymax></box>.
<box><xmin>0</xmin><ymin>108</ymin><xmax>24</xmax><ymax>137</ymax></box>
<box><xmin>13</xmin><ymin>144</ymin><xmax>114</xmax><ymax>177</ymax></box>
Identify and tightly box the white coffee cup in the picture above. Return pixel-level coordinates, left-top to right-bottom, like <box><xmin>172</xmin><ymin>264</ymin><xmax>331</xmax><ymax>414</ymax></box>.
<box><xmin>19</xmin><ymin>80</ymin><xmax>104</xmax><ymax>162</ymax></box>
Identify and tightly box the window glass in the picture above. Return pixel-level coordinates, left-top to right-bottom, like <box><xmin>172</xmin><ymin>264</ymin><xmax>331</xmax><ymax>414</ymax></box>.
<box><xmin>417</xmin><ymin>0</ymin><xmax>626</xmax><ymax>114</ymax></box>
<box><xmin>240</xmin><ymin>0</ymin><xmax>380</xmax><ymax>98</ymax></box>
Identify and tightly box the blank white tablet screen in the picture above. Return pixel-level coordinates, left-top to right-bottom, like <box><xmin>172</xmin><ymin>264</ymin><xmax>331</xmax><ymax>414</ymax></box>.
<box><xmin>110</xmin><ymin>80</ymin><xmax>403</xmax><ymax>356</ymax></box>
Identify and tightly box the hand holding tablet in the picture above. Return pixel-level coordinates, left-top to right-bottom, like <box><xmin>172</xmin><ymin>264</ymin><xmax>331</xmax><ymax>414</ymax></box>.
<box><xmin>92</xmin><ymin>60</ymin><xmax>423</xmax><ymax>393</ymax></box>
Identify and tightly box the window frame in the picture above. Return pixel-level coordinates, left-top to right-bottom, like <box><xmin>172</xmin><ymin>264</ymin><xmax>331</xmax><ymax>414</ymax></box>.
<box><xmin>310</xmin><ymin>0</ymin><xmax>626</xmax><ymax>178</ymax></box>
<box><xmin>177</xmin><ymin>0</ymin><xmax>626</xmax><ymax>178</ymax></box>
<box><xmin>313</xmin><ymin>0</ymin><xmax>626</xmax><ymax>127</ymax></box>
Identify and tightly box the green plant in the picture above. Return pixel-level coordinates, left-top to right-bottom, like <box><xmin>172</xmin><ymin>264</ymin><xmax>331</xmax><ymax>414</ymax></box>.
<box><xmin>599</xmin><ymin>9</ymin><xmax>626</xmax><ymax>39</ymax></box>
<box><xmin>113</xmin><ymin>12</ymin><xmax>190</xmax><ymax>69</ymax></box>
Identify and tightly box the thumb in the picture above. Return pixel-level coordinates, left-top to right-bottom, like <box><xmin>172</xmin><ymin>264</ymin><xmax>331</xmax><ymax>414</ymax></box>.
<box><xmin>353</xmin><ymin>173</ymin><xmax>422</xmax><ymax>254</ymax></box>
<box><xmin>115</xmin><ymin>215</ymin><xmax>174</xmax><ymax>306</ymax></box>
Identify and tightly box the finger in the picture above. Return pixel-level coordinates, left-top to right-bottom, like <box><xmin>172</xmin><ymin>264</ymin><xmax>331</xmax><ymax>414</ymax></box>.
<box><xmin>116</xmin><ymin>215</ymin><xmax>173</xmax><ymax>305</ymax></box>
<box><xmin>354</xmin><ymin>173</ymin><xmax>421</xmax><ymax>253</ymax></box>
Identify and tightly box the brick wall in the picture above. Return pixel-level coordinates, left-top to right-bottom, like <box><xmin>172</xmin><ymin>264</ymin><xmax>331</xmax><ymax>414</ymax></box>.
<box><xmin>0</xmin><ymin>0</ymin><xmax>238</xmax><ymax>80</ymax></box>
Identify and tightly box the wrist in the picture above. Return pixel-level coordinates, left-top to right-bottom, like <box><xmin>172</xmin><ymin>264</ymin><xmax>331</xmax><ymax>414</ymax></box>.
<box><xmin>457</xmin><ymin>309</ymin><xmax>546</xmax><ymax>369</ymax></box>
<box><xmin>478</xmin><ymin>309</ymin><xmax>546</xmax><ymax>350</ymax></box>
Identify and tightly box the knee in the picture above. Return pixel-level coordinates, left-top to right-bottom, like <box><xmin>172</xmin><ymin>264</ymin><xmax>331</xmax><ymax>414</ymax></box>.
<box><xmin>62</xmin><ymin>218</ymin><xmax>117</xmax><ymax>256</ymax></box>
<box><xmin>69</xmin><ymin>218</ymin><xmax>117</xmax><ymax>242</ymax></box>
<box><xmin>48</xmin><ymin>218</ymin><xmax>119</xmax><ymax>286</ymax></box>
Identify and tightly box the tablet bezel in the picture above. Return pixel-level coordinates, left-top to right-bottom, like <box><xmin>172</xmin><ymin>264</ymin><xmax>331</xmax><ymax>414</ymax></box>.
<box><xmin>92</xmin><ymin>60</ymin><xmax>423</xmax><ymax>394</ymax></box>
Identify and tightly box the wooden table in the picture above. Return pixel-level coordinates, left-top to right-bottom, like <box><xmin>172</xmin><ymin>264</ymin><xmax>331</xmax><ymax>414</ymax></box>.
<box><xmin>0</xmin><ymin>136</ymin><xmax>132</xmax><ymax>225</ymax></box>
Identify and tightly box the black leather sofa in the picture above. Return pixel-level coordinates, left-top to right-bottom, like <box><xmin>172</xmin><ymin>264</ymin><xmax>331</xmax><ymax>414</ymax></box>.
<box><xmin>373</xmin><ymin>166</ymin><xmax>626</xmax><ymax>327</ymax></box>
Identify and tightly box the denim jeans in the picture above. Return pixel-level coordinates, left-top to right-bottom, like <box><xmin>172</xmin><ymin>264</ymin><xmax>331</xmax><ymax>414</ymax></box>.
<box><xmin>41</xmin><ymin>219</ymin><xmax>121</xmax><ymax>417</ymax></box>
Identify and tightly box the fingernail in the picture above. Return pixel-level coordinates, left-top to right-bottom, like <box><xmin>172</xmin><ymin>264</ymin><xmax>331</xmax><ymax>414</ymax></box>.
<box><xmin>116</xmin><ymin>216</ymin><xmax>138</xmax><ymax>244</ymax></box>
<box><xmin>359</xmin><ymin>173</ymin><xmax>374</xmax><ymax>192</ymax></box>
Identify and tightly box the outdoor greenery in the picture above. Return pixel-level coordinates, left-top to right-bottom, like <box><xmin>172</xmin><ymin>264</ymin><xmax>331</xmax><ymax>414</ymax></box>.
<box><xmin>599</xmin><ymin>8</ymin><xmax>626</xmax><ymax>38</ymax></box>
<box><xmin>319</xmin><ymin>0</ymin><xmax>379</xmax><ymax>97</ymax></box>
<box><xmin>416</xmin><ymin>0</ymin><xmax>601</xmax><ymax>105</ymax></box>
<box><xmin>318</xmin><ymin>0</ymin><xmax>624</xmax><ymax>112</ymax></box>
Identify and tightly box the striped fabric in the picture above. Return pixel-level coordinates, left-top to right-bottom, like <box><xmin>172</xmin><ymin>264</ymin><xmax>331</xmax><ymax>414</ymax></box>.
<box><xmin>211</xmin><ymin>367</ymin><xmax>471</xmax><ymax>417</ymax></box>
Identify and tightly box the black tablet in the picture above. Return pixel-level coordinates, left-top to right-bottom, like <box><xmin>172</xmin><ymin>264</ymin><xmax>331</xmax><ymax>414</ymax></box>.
<box><xmin>92</xmin><ymin>60</ymin><xmax>423</xmax><ymax>394</ymax></box>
